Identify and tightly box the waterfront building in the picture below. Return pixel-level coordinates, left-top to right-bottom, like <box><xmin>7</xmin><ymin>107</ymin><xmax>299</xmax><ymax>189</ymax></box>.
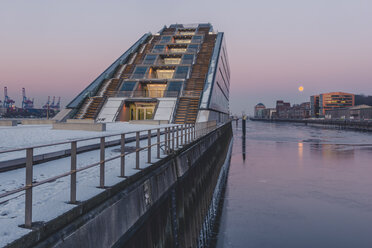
<box><xmin>254</xmin><ymin>103</ymin><xmax>266</xmax><ymax>118</ymax></box>
<box><xmin>56</xmin><ymin>23</ymin><xmax>230</xmax><ymax>124</ymax></box>
<box><xmin>355</xmin><ymin>94</ymin><xmax>372</xmax><ymax>106</ymax></box>
<box><xmin>276</xmin><ymin>100</ymin><xmax>291</xmax><ymax>118</ymax></box>
<box><xmin>262</xmin><ymin>108</ymin><xmax>276</xmax><ymax>119</ymax></box>
<box><xmin>325</xmin><ymin>105</ymin><xmax>372</xmax><ymax>120</ymax></box>
<box><xmin>310</xmin><ymin>95</ymin><xmax>320</xmax><ymax>117</ymax></box>
<box><xmin>319</xmin><ymin>92</ymin><xmax>354</xmax><ymax>116</ymax></box>
<box><xmin>288</xmin><ymin>102</ymin><xmax>310</xmax><ymax>119</ymax></box>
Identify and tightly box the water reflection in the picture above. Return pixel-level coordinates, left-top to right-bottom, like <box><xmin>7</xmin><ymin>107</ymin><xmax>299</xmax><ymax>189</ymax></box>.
<box><xmin>216</xmin><ymin>121</ymin><xmax>372</xmax><ymax>248</ymax></box>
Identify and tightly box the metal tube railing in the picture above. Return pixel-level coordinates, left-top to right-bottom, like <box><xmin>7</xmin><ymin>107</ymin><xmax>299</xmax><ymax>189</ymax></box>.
<box><xmin>0</xmin><ymin>121</ymin><xmax>217</xmax><ymax>228</ymax></box>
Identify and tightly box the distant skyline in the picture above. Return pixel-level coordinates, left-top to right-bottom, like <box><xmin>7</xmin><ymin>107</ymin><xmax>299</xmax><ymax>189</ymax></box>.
<box><xmin>1</xmin><ymin>0</ymin><xmax>372</xmax><ymax>114</ymax></box>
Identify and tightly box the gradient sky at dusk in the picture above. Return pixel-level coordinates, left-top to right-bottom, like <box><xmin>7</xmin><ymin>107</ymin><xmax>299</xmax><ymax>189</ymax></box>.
<box><xmin>1</xmin><ymin>0</ymin><xmax>372</xmax><ymax>114</ymax></box>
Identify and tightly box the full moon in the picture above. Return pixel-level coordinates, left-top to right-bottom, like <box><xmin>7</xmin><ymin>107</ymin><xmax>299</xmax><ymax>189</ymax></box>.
<box><xmin>298</xmin><ymin>86</ymin><xmax>304</xmax><ymax>92</ymax></box>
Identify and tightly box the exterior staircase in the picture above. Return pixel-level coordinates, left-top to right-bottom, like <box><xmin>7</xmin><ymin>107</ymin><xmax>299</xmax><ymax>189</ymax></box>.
<box><xmin>173</xmin><ymin>34</ymin><xmax>217</xmax><ymax>124</ymax></box>
<box><xmin>74</xmin><ymin>97</ymin><xmax>105</xmax><ymax>119</ymax></box>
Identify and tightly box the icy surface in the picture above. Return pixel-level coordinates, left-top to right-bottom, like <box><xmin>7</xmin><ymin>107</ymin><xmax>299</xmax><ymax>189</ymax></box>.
<box><xmin>0</xmin><ymin>122</ymin><xmax>179</xmax><ymax>247</ymax></box>
<box><xmin>0</xmin><ymin>122</ymin><xmax>174</xmax><ymax>162</ymax></box>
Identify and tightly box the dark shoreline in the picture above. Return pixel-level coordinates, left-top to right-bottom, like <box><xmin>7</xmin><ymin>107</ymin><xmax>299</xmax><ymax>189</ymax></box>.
<box><xmin>249</xmin><ymin>118</ymin><xmax>372</xmax><ymax>132</ymax></box>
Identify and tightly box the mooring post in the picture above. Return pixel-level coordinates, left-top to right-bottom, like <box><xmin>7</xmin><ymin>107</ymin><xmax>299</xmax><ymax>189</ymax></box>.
<box><xmin>136</xmin><ymin>131</ymin><xmax>140</xmax><ymax>169</ymax></box>
<box><xmin>242</xmin><ymin>115</ymin><xmax>246</xmax><ymax>137</ymax></box>
<box><xmin>120</xmin><ymin>134</ymin><xmax>125</xmax><ymax>177</ymax></box>
<box><xmin>25</xmin><ymin>148</ymin><xmax>33</xmax><ymax>228</ymax></box>
<box><xmin>147</xmin><ymin>130</ymin><xmax>151</xmax><ymax>163</ymax></box>
<box><xmin>157</xmin><ymin>128</ymin><xmax>160</xmax><ymax>159</ymax></box>
<box><xmin>100</xmin><ymin>137</ymin><xmax>105</xmax><ymax>188</ymax></box>
<box><xmin>70</xmin><ymin>141</ymin><xmax>77</xmax><ymax>204</ymax></box>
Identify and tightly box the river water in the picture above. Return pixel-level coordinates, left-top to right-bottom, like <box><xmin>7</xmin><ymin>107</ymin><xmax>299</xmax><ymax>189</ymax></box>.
<box><xmin>215</xmin><ymin>120</ymin><xmax>372</xmax><ymax>248</ymax></box>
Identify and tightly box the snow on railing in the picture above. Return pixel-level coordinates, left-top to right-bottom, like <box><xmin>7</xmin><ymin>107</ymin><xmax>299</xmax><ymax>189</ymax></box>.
<box><xmin>0</xmin><ymin>121</ymin><xmax>217</xmax><ymax>228</ymax></box>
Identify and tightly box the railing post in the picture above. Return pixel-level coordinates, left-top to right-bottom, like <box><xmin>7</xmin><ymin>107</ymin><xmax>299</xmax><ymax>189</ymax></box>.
<box><xmin>168</xmin><ymin>127</ymin><xmax>171</xmax><ymax>153</ymax></box>
<box><xmin>194</xmin><ymin>123</ymin><xmax>196</xmax><ymax>140</ymax></box>
<box><xmin>100</xmin><ymin>137</ymin><xmax>105</xmax><ymax>188</ymax></box>
<box><xmin>25</xmin><ymin>148</ymin><xmax>33</xmax><ymax>228</ymax></box>
<box><xmin>180</xmin><ymin>125</ymin><xmax>184</xmax><ymax>146</ymax></box>
<box><xmin>157</xmin><ymin>128</ymin><xmax>160</xmax><ymax>159</ymax></box>
<box><xmin>189</xmin><ymin>124</ymin><xmax>191</xmax><ymax>142</ymax></box>
<box><xmin>176</xmin><ymin>126</ymin><xmax>179</xmax><ymax>149</ymax></box>
<box><xmin>70</xmin><ymin>141</ymin><xmax>77</xmax><ymax>204</ymax></box>
<box><xmin>148</xmin><ymin>130</ymin><xmax>151</xmax><ymax>163</ymax></box>
<box><xmin>171</xmin><ymin>126</ymin><xmax>175</xmax><ymax>151</ymax></box>
<box><xmin>164</xmin><ymin>127</ymin><xmax>167</xmax><ymax>154</ymax></box>
<box><xmin>186</xmin><ymin>124</ymin><xmax>189</xmax><ymax>144</ymax></box>
<box><xmin>120</xmin><ymin>134</ymin><xmax>125</xmax><ymax>177</ymax></box>
<box><xmin>136</xmin><ymin>131</ymin><xmax>140</xmax><ymax>169</ymax></box>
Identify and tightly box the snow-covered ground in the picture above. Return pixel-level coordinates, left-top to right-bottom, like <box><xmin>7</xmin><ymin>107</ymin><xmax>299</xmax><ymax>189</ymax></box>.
<box><xmin>0</xmin><ymin>122</ymin><xmax>175</xmax><ymax>162</ymax></box>
<box><xmin>0</xmin><ymin>122</ymin><xmax>182</xmax><ymax>247</ymax></box>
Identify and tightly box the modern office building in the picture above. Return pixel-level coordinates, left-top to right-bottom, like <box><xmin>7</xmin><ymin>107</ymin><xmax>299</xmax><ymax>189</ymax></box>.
<box><xmin>310</xmin><ymin>95</ymin><xmax>320</xmax><ymax>117</ymax></box>
<box><xmin>318</xmin><ymin>92</ymin><xmax>354</xmax><ymax>116</ymax></box>
<box><xmin>57</xmin><ymin>23</ymin><xmax>230</xmax><ymax>124</ymax></box>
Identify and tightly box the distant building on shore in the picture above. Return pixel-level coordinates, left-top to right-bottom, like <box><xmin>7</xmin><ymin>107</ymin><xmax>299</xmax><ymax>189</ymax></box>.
<box><xmin>254</xmin><ymin>103</ymin><xmax>266</xmax><ymax>118</ymax></box>
<box><xmin>310</xmin><ymin>95</ymin><xmax>320</xmax><ymax>117</ymax></box>
<box><xmin>276</xmin><ymin>100</ymin><xmax>291</xmax><ymax>118</ymax></box>
<box><xmin>310</xmin><ymin>92</ymin><xmax>355</xmax><ymax>117</ymax></box>
<box><xmin>355</xmin><ymin>95</ymin><xmax>372</xmax><ymax>106</ymax></box>
<box><xmin>325</xmin><ymin>105</ymin><xmax>372</xmax><ymax>120</ymax></box>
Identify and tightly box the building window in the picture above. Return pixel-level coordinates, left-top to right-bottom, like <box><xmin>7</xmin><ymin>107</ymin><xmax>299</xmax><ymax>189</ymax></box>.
<box><xmin>174</xmin><ymin>38</ymin><xmax>191</xmax><ymax>44</ymax></box>
<box><xmin>187</xmin><ymin>44</ymin><xmax>199</xmax><ymax>52</ymax></box>
<box><xmin>164</xmin><ymin>57</ymin><xmax>181</xmax><ymax>65</ymax></box>
<box><xmin>132</xmin><ymin>67</ymin><xmax>148</xmax><ymax>79</ymax></box>
<box><xmin>182</xmin><ymin>54</ymin><xmax>194</xmax><ymax>64</ymax></box>
<box><xmin>160</xmin><ymin>36</ymin><xmax>172</xmax><ymax>43</ymax></box>
<box><xmin>166</xmin><ymin>81</ymin><xmax>183</xmax><ymax>97</ymax></box>
<box><xmin>143</xmin><ymin>55</ymin><xmax>157</xmax><ymax>65</ymax></box>
<box><xmin>174</xmin><ymin>66</ymin><xmax>189</xmax><ymax>79</ymax></box>
<box><xmin>152</xmin><ymin>45</ymin><xmax>165</xmax><ymax>53</ymax></box>
<box><xmin>169</xmin><ymin>47</ymin><xmax>187</xmax><ymax>53</ymax></box>
<box><xmin>120</xmin><ymin>81</ymin><xmax>136</xmax><ymax>91</ymax></box>
<box><xmin>192</xmin><ymin>35</ymin><xmax>203</xmax><ymax>43</ymax></box>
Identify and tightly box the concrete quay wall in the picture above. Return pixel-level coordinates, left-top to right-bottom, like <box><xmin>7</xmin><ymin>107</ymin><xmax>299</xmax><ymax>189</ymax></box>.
<box><xmin>7</xmin><ymin>122</ymin><xmax>233</xmax><ymax>248</ymax></box>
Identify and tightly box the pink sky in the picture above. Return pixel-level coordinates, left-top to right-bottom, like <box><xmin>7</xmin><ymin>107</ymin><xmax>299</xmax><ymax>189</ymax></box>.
<box><xmin>1</xmin><ymin>0</ymin><xmax>371</xmax><ymax>114</ymax></box>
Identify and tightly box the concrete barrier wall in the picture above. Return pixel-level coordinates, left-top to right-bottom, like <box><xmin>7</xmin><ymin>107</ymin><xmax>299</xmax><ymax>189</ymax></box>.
<box><xmin>0</xmin><ymin>120</ymin><xmax>17</xmax><ymax>126</ymax></box>
<box><xmin>21</xmin><ymin>119</ymin><xmax>56</xmax><ymax>125</ymax></box>
<box><xmin>129</xmin><ymin>120</ymin><xmax>169</xmax><ymax>125</ymax></box>
<box><xmin>8</xmin><ymin>122</ymin><xmax>232</xmax><ymax>248</ymax></box>
<box><xmin>53</xmin><ymin>122</ymin><xmax>106</xmax><ymax>132</ymax></box>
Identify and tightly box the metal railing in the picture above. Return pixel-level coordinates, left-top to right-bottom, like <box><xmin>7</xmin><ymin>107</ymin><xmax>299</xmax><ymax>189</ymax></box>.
<box><xmin>0</xmin><ymin>121</ymin><xmax>217</xmax><ymax>228</ymax></box>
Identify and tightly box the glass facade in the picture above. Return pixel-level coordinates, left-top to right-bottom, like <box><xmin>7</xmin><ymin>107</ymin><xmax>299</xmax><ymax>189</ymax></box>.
<box><xmin>132</xmin><ymin>67</ymin><xmax>148</xmax><ymax>79</ymax></box>
<box><xmin>120</xmin><ymin>81</ymin><xmax>136</xmax><ymax>91</ymax></box>
<box><xmin>182</xmin><ymin>54</ymin><xmax>194</xmax><ymax>64</ymax></box>
<box><xmin>143</xmin><ymin>55</ymin><xmax>157</xmax><ymax>65</ymax></box>
<box><xmin>152</xmin><ymin>45</ymin><xmax>165</xmax><ymax>53</ymax></box>
<box><xmin>174</xmin><ymin>66</ymin><xmax>189</xmax><ymax>79</ymax></box>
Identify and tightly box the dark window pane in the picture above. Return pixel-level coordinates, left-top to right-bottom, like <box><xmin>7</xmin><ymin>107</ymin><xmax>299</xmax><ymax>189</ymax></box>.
<box><xmin>143</xmin><ymin>55</ymin><xmax>157</xmax><ymax>65</ymax></box>
<box><xmin>187</xmin><ymin>44</ymin><xmax>199</xmax><ymax>52</ymax></box>
<box><xmin>160</xmin><ymin>36</ymin><xmax>172</xmax><ymax>43</ymax></box>
<box><xmin>192</xmin><ymin>36</ymin><xmax>203</xmax><ymax>43</ymax></box>
<box><xmin>153</xmin><ymin>45</ymin><xmax>165</xmax><ymax>53</ymax></box>
<box><xmin>166</xmin><ymin>81</ymin><xmax>183</xmax><ymax>97</ymax></box>
<box><xmin>120</xmin><ymin>81</ymin><xmax>136</xmax><ymax>91</ymax></box>
<box><xmin>182</xmin><ymin>54</ymin><xmax>194</xmax><ymax>64</ymax></box>
<box><xmin>132</xmin><ymin>67</ymin><xmax>147</xmax><ymax>79</ymax></box>
<box><xmin>174</xmin><ymin>66</ymin><xmax>189</xmax><ymax>79</ymax></box>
